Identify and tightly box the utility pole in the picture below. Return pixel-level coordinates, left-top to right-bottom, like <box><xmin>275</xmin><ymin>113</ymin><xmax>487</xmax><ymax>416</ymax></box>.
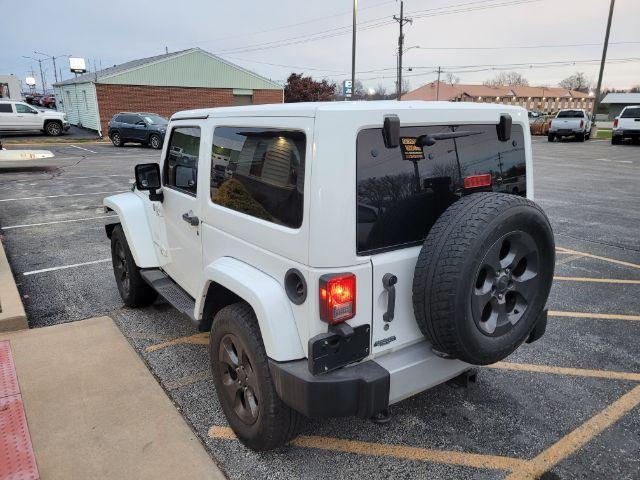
<box><xmin>34</xmin><ymin>52</ymin><xmax>71</xmax><ymax>85</ymax></box>
<box><xmin>393</xmin><ymin>1</ymin><xmax>412</xmax><ymax>100</ymax></box>
<box><xmin>351</xmin><ymin>0</ymin><xmax>357</xmax><ymax>101</ymax></box>
<box><xmin>24</xmin><ymin>56</ymin><xmax>46</xmax><ymax>94</ymax></box>
<box><xmin>593</xmin><ymin>0</ymin><xmax>615</xmax><ymax>120</ymax></box>
<box><xmin>436</xmin><ymin>67</ymin><xmax>442</xmax><ymax>100</ymax></box>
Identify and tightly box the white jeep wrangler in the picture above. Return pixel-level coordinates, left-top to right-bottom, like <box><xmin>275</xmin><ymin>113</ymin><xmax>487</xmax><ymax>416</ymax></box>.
<box><xmin>104</xmin><ymin>101</ymin><xmax>554</xmax><ymax>451</ymax></box>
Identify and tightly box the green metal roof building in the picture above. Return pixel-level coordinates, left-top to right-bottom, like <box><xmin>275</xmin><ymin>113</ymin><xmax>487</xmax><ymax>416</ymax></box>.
<box><xmin>53</xmin><ymin>48</ymin><xmax>283</xmax><ymax>136</ymax></box>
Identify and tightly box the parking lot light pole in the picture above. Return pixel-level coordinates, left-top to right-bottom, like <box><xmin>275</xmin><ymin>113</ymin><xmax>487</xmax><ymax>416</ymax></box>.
<box><xmin>22</xmin><ymin>55</ymin><xmax>46</xmax><ymax>94</ymax></box>
<box><xmin>34</xmin><ymin>52</ymin><xmax>70</xmax><ymax>84</ymax></box>
<box><xmin>593</xmin><ymin>0</ymin><xmax>615</xmax><ymax>121</ymax></box>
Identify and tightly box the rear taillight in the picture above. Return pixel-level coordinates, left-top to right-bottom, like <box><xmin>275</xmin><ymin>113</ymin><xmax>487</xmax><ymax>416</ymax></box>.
<box><xmin>319</xmin><ymin>273</ymin><xmax>356</xmax><ymax>324</ymax></box>
<box><xmin>580</xmin><ymin>119</ymin><xmax>584</xmax><ymax>128</ymax></box>
<box><xmin>464</xmin><ymin>174</ymin><xmax>492</xmax><ymax>189</ymax></box>
<box><xmin>614</xmin><ymin>118</ymin><xmax>619</xmax><ymax>128</ymax></box>
<box><xmin>548</xmin><ymin>120</ymin><xmax>552</xmax><ymax>128</ymax></box>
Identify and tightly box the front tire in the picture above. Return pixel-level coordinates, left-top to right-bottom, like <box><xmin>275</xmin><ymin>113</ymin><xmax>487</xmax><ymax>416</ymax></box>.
<box><xmin>110</xmin><ymin>225</ymin><xmax>157</xmax><ymax>307</ymax></box>
<box><xmin>209</xmin><ymin>302</ymin><xmax>303</xmax><ymax>451</ymax></box>
<box><xmin>45</xmin><ymin>121</ymin><xmax>62</xmax><ymax>136</ymax></box>
<box><xmin>149</xmin><ymin>134</ymin><xmax>162</xmax><ymax>150</ymax></box>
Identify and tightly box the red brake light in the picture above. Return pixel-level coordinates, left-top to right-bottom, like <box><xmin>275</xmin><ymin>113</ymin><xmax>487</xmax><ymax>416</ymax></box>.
<box><xmin>319</xmin><ymin>274</ymin><xmax>356</xmax><ymax>324</ymax></box>
<box><xmin>548</xmin><ymin>120</ymin><xmax>552</xmax><ymax>128</ymax></box>
<box><xmin>464</xmin><ymin>174</ymin><xmax>492</xmax><ymax>189</ymax></box>
<box><xmin>580</xmin><ymin>119</ymin><xmax>584</xmax><ymax>128</ymax></box>
<box><xmin>614</xmin><ymin>118</ymin><xmax>619</xmax><ymax>128</ymax></box>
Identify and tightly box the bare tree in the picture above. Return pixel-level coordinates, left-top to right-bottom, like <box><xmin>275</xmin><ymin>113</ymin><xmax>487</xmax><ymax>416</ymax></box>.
<box><xmin>369</xmin><ymin>84</ymin><xmax>388</xmax><ymax>100</ymax></box>
<box><xmin>483</xmin><ymin>71</ymin><xmax>529</xmax><ymax>87</ymax></box>
<box><xmin>559</xmin><ymin>72</ymin><xmax>591</xmax><ymax>93</ymax></box>
<box><xmin>444</xmin><ymin>72</ymin><xmax>460</xmax><ymax>85</ymax></box>
<box><xmin>629</xmin><ymin>85</ymin><xmax>640</xmax><ymax>93</ymax></box>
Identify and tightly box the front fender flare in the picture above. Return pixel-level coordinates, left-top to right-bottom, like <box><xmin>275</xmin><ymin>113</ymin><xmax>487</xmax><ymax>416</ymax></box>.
<box><xmin>103</xmin><ymin>192</ymin><xmax>159</xmax><ymax>268</ymax></box>
<box><xmin>199</xmin><ymin>257</ymin><xmax>304</xmax><ymax>362</ymax></box>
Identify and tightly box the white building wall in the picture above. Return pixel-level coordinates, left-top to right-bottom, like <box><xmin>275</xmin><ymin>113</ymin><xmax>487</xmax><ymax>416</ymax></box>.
<box><xmin>54</xmin><ymin>82</ymin><xmax>102</xmax><ymax>134</ymax></box>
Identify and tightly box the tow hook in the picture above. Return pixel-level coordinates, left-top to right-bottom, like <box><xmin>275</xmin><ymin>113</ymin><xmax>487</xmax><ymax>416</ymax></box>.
<box><xmin>370</xmin><ymin>408</ymin><xmax>392</xmax><ymax>425</ymax></box>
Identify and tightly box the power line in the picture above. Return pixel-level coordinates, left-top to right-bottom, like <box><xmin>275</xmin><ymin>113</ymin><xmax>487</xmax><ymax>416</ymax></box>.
<box><xmin>413</xmin><ymin>41</ymin><xmax>640</xmax><ymax>51</ymax></box>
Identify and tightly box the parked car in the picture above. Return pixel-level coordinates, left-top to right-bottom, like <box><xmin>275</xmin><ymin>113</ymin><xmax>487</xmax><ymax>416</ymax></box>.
<box><xmin>41</xmin><ymin>95</ymin><xmax>56</xmax><ymax>109</ymax></box>
<box><xmin>108</xmin><ymin>112</ymin><xmax>168</xmax><ymax>149</ymax></box>
<box><xmin>612</xmin><ymin>105</ymin><xmax>640</xmax><ymax>144</ymax></box>
<box><xmin>104</xmin><ymin>101</ymin><xmax>554</xmax><ymax>451</ymax></box>
<box><xmin>548</xmin><ymin>109</ymin><xmax>592</xmax><ymax>142</ymax></box>
<box><xmin>0</xmin><ymin>99</ymin><xmax>69</xmax><ymax>136</ymax></box>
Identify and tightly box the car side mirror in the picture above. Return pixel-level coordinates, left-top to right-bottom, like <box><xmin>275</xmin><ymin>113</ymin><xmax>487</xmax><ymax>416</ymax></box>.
<box><xmin>383</xmin><ymin>115</ymin><xmax>400</xmax><ymax>148</ymax></box>
<box><xmin>134</xmin><ymin>163</ymin><xmax>163</xmax><ymax>201</ymax></box>
<box><xmin>497</xmin><ymin>114</ymin><xmax>512</xmax><ymax>142</ymax></box>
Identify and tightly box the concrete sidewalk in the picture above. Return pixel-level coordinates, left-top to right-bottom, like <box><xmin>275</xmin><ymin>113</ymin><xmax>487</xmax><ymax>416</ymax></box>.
<box><xmin>1</xmin><ymin>316</ymin><xmax>225</xmax><ymax>480</ymax></box>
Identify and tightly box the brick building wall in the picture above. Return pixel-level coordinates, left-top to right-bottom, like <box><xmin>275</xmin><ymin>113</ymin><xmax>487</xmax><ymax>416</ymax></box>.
<box><xmin>95</xmin><ymin>84</ymin><xmax>283</xmax><ymax>135</ymax></box>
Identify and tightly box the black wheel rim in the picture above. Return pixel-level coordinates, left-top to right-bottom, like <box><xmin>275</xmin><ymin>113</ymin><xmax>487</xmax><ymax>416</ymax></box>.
<box><xmin>113</xmin><ymin>240</ymin><xmax>130</xmax><ymax>295</ymax></box>
<box><xmin>471</xmin><ymin>231</ymin><xmax>540</xmax><ymax>337</ymax></box>
<box><xmin>218</xmin><ymin>334</ymin><xmax>259</xmax><ymax>425</ymax></box>
<box><xmin>49</xmin><ymin>124</ymin><xmax>60</xmax><ymax>135</ymax></box>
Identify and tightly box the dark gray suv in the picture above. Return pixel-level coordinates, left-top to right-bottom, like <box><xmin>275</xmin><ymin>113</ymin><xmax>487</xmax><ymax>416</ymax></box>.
<box><xmin>108</xmin><ymin>112</ymin><xmax>168</xmax><ymax>149</ymax></box>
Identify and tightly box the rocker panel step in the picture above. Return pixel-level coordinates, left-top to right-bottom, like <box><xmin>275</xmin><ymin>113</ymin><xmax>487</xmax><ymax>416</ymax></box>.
<box><xmin>140</xmin><ymin>269</ymin><xmax>198</xmax><ymax>325</ymax></box>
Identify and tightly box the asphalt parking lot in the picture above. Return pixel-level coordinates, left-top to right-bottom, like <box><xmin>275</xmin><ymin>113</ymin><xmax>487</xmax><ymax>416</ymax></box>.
<box><xmin>1</xmin><ymin>137</ymin><xmax>639</xmax><ymax>479</ymax></box>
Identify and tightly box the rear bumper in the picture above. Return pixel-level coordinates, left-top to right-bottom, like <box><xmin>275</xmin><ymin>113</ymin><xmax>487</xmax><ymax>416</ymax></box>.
<box><xmin>613</xmin><ymin>129</ymin><xmax>640</xmax><ymax>137</ymax></box>
<box><xmin>270</xmin><ymin>310</ymin><xmax>548</xmax><ymax>419</ymax></box>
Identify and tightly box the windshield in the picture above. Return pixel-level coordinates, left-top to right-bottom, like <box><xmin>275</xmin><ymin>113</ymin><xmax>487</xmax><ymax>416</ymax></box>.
<box><xmin>621</xmin><ymin>107</ymin><xmax>640</xmax><ymax>119</ymax></box>
<box><xmin>557</xmin><ymin>110</ymin><xmax>584</xmax><ymax>118</ymax></box>
<box><xmin>142</xmin><ymin>114</ymin><xmax>168</xmax><ymax>125</ymax></box>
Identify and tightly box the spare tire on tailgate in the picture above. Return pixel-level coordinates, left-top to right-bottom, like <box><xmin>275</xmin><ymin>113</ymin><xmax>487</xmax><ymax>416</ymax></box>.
<box><xmin>412</xmin><ymin>192</ymin><xmax>554</xmax><ymax>365</ymax></box>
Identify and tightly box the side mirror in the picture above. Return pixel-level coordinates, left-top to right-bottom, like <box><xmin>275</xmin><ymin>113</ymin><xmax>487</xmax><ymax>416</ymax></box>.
<box><xmin>382</xmin><ymin>115</ymin><xmax>400</xmax><ymax>148</ymax></box>
<box><xmin>134</xmin><ymin>163</ymin><xmax>163</xmax><ymax>201</ymax></box>
<box><xmin>497</xmin><ymin>114</ymin><xmax>512</xmax><ymax>142</ymax></box>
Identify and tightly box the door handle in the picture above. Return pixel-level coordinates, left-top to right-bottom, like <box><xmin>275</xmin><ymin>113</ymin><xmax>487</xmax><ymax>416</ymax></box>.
<box><xmin>182</xmin><ymin>212</ymin><xmax>200</xmax><ymax>226</ymax></box>
<box><xmin>382</xmin><ymin>273</ymin><xmax>397</xmax><ymax>323</ymax></box>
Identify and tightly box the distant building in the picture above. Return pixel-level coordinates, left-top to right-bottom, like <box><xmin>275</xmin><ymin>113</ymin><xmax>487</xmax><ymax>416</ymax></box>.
<box><xmin>53</xmin><ymin>48</ymin><xmax>283</xmax><ymax>136</ymax></box>
<box><xmin>403</xmin><ymin>81</ymin><xmax>593</xmax><ymax>113</ymax></box>
<box><xmin>0</xmin><ymin>75</ymin><xmax>22</xmax><ymax>100</ymax></box>
<box><xmin>600</xmin><ymin>93</ymin><xmax>640</xmax><ymax>120</ymax></box>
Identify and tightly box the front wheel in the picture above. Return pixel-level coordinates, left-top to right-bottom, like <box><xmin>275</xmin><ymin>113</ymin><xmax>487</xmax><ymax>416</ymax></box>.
<box><xmin>111</xmin><ymin>132</ymin><xmax>123</xmax><ymax>147</ymax></box>
<box><xmin>149</xmin><ymin>134</ymin><xmax>162</xmax><ymax>150</ymax></box>
<box><xmin>209</xmin><ymin>303</ymin><xmax>303</xmax><ymax>451</ymax></box>
<box><xmin>110</xmin><ymin>225</ymin><xmax>157</xmax><ymax>307</ymax></box>
<box><xmin>45</xmin><ymin>121</ymin><xmax>62</xmax><ymax>136</ymax></box>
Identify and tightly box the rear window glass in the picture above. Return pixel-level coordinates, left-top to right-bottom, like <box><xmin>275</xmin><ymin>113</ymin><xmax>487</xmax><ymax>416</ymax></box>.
<box><xmin>556</xmin><ymin>110</ymin><xmax>584</xmax><ymax>118</ymax></box>
<box><xmin>356</xmin><ymin>124</ymin><xmax>526</xmax><ymax>254</ymax></box>
<box><xmin>210</xmin><ymin>127</ymin><xmax>305</xmax><ymax>229</ymax></box>
<box><xmin>621</xmin><ymin>107</ymin><xmax>640</xmax><ymax>119</ymax></box>
<box><xmin>0</xmin><ymin>103</ymin><xmax>12</xmax><ymax>113</ymax></box>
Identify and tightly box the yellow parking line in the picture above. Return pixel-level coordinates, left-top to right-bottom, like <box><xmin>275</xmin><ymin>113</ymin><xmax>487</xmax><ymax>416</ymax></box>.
<box><xmin>554</xmin><ymin>276</ymin><xmax>640</xmax><ymax>285</ymax></box>
<box><xmin>549</xmin><ymin>310</ymin><xmax>640</xmax><ymax>321</ymax></box>
<box><xmin>557</xmin><ymin>247</ymin><xmax>640</xmax><ymax>270</ymax></box>
<box><xmin>164</xmin><ymin>370</ymin><xmax>211</xmax><ymax>390</ymax></box>
<box><xmin>208</xmin><ymin>426</ymin><xmax>527</xmax><ymax>471</ymax></box>
<box><xmin>555</xmin><ymin>254</ymin><xmax>585</xmax><ymax>266</ymax></box>
<box><xmin>145</xmin><ymin>332</ymin><xmax>209</xmax><ymax>353</ymax></box>
<box><xmin>488</xmin><ymin>361</ymin><xmax>640</xmax><ymax>383</ymax></box>
<box><xmin>506</xmin><ymin>385</ymin><xmax>640</xmax><ymax>480</ymax></box>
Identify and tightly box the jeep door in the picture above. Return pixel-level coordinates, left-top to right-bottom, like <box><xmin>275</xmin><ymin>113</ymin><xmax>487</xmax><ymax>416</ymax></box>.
<box><xmin>156</xmin><ymin>122</ymin><xmax>204</xmax><ymax>296</ymax></box>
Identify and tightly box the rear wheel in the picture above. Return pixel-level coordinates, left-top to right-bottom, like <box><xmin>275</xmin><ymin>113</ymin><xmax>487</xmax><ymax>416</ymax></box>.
<box><xmin>547</xmin><ymin>133</ymin><xmax>555</xmax><ymax>142</ymax></box>
<box><xmin>576</xmin><ymin>132</ymin><xmax>585</xmax><ymax>142</ymax></box>
<box><xmin>209</xmin><ymin>302</ymin><xmax>303</xmax><ymax>451</ymax></box>
<box><xmin>111</xmin><ymin>132</ymin><xmax>123</xmax><ymax>147</ymax></box>
<box><xmin>110</xmin><ymin>225</ymin><xmax>157</xmax><ymax>307</ymax></box>
<box><xmin>412</xmin><ymin>193</ymin><xmax>555</xmax><ymax>365</ymax></box>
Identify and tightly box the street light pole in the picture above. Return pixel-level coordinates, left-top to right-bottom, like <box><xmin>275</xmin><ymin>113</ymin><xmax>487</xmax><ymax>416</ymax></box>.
<box><xmin>593</xmin><ymin>0</ymin><xmax>615</xmax><ymax>120</ymax></box>
<box><xmin>23</xmin><ymin>56</ymin><xmax>46</xmax><ymax>94</ymax></box>
<box><xmin>351</xmin><ymin>0</ymin><xmax>357</xmax><ymax>101</ymax></box>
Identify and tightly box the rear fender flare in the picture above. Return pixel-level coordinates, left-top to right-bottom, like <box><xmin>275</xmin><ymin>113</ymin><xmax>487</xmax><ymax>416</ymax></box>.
<box><xmin>103</xmin><ymin>192</ymin><xmax>159</xmax><ymax>268</ymax></box>
<box><xmin>198</xmin><ymin>257</ymin><xmax>304</xmax><ymax>362</ymax></box>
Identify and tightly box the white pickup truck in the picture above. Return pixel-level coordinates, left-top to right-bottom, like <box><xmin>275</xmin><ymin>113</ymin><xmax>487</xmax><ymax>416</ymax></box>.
<box><xmin>548</xmin><ymin>109</ymin><xmax>592</xmax><ymax>142</ymax></box>
<box><xmin>0</xmin><ymin>99</ymin><xmax>69</xmax><ymax>136</ymax></box>
<box><xmin>612</xmin><ymin>105</ymin><xmax>640</xmax><ymax>144</ymax></box>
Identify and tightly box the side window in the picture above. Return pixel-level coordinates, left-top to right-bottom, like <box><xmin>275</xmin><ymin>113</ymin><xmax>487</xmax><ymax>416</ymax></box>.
<box><xmin>16</xmin><ymin>103</ymin><xmax>36</xmax><ymax>114</ymax></box>
<box><xmin>210</xmin><ymin>127</ymin><xmax>306</xmax><ymax>228</ymax></box>
<box><xmin>163</xmin><ymin>127</ymin><xmax>201</xmax><ymax>196</ymax></box>
<box><xmin>0</xmin><ymin>104</ymin><xmax>13</xmax><ymax>113</ymax></box>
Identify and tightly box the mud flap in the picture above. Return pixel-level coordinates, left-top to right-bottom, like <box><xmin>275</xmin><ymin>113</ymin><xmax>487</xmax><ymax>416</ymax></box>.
<box><xmin>526</xmin><ymin>309</ymin><xmax>548</xmax><ymax>344</ymax></box>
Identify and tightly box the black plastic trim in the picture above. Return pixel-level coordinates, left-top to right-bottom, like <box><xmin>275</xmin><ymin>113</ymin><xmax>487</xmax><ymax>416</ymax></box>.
<box><xmin>268</xmin><ymin>358</ymin><xmax>389</xmax><ymax>418</ymax></box>
<box><xmin>284</xmin><ymin>268</ymin><xmax>307</xmax><ymax>305</ymax></box>
<box><xmin>526</xmin><ymin>309</ymin><xmax>547</xmax><ymax>343</ymax></box>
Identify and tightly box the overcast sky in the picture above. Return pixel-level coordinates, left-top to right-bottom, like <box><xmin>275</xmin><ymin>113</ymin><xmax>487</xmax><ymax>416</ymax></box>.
<box><xmin>3</xmin><ymin>0</ymin><xmax>639</xmax><ymax>93</ymax></box>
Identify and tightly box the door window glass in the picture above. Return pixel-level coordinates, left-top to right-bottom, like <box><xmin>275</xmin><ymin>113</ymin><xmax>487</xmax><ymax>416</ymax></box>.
<box><xmin>356</xmin><ymin>124</ymin><xmax>526</xmax><ymax>254</ymax></box>
<box><xmin>210</xmin><ymin>127</ymin><xmax>305</xmax><ymax>228</ymax></box>
<box><xmin>15</xmin><ymin>103</ymin><xmax>36</xmax><ymax>114</ymax></box>
<box><xmin>0</xmin><ymin>104</ymin><xmax>12</xmax><ymax>113</ymax></box>
<box><xmin>163</xmin><ymin>127</ymin><xmax>201</xmax><ymax>196</ymax></box>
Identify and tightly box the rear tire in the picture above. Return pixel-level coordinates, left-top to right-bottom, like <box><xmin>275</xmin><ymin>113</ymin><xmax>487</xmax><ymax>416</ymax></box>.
<box><xmin>412</xmin><ymin>193</ymin><xmax>555</xmax><ymax>365</ymax></box>
<box><xmin>110</xmin><ymin>225</ymin><xmax>157</xmax><ymax>307</ymax></box>
<box><xmin>547</xmin><ymin>133</ymin><xmax>555</xmax><ymax>142</ymax></box>
<box><xmin>209</xmin><ymin>302</ymin><xmax>303</xmax><ymax>451</ymax></box>
<box><xmin>576</xmin><ymin>132</ymin><xmax>585</xmax><ymax>142</ymax></box>
<box><xmin>611</xmin><ymin>136</ymin><xmax>620</xmax><ymax>145</ymax></box>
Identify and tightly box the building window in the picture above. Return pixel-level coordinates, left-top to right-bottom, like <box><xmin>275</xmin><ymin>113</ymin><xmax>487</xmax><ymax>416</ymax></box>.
<box><xmin>233</xmin><ymin>94</ymin><xmax>253</xmax><ymax>106</ymax></box>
